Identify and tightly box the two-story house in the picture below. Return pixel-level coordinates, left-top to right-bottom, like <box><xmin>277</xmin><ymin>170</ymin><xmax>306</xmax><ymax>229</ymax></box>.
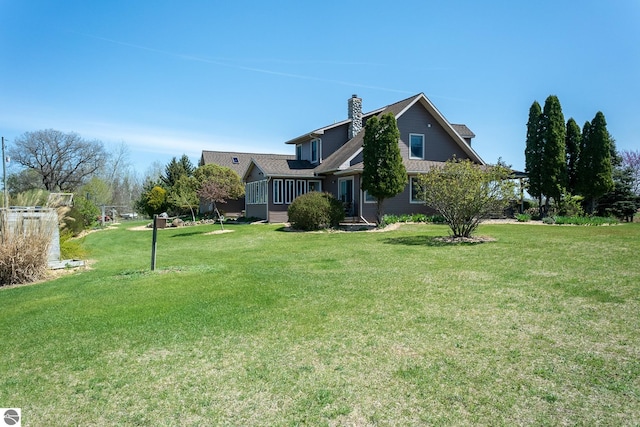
<box><xmin>200</xmin><ymin>93</ymin><xmax>485</xmax><ymax>223</ymax></box>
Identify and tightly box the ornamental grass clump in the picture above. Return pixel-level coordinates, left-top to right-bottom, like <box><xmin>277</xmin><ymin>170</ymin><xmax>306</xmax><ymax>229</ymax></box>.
<box><xmin>0</xmin><ymin>210</ymin><xmax>54</xmax><ymax>286</ymax></box>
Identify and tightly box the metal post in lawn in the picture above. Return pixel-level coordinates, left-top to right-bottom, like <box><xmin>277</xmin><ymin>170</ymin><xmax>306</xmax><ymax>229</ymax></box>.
<box><xmin>2</xmin><ymin>136</ymin><xmax>8</xmax><ymax>209</ymax></box>
<box><xmin>151</xmin><ymin>214</ymin><xmax>158</xmax><ymax>271</ymax></box>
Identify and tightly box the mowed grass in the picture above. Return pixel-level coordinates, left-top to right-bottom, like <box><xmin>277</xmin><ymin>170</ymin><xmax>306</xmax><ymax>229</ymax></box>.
<box><xmin>1</xmin><ymin>221</ymin><xmax>639</xmax><ymax>426</ymax></box>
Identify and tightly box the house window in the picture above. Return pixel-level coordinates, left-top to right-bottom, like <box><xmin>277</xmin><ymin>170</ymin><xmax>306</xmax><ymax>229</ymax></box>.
<box><xmin>284</xmin><ymin>179</ymin><xmax>295</xmax><ymax>204</ymax></box>
<box><xmin>296</xmin><ymin>180</ymin><xmax>307</xmax><ymax>197</ymax></box>
<box><xmin>232</xmin><ymin>156</ymin><xmax>239</xmax><ymax>164</ymax></box>
<box><xmin>273</xmin><ymin>179</ymin><xmax>283</xmax><ymax>204</ymax></box>
<box><xmin>409</xmin><ymin>134</ymin><xmax>424</xmax><ymax>159</ymax></box>
<box><xmin>296</xmin><ymin>144</ymin><xmax>302</xmax><ymax>161</ymax></box>
<box><xmin>246</xmin><ymin>180</ymin><xmax>268</xmax><ymax>204</ymax></box>
<box><xmin>363</xmin><ymin>190</ymin><xmax>377</xmax><ymax>203</ymax></box>
<box><xmin>311</xmin><ymin>138</ymin><xmax>321</xmax><ymax>164</ymax></box>
<box><xmin>410</xmin><ymin>177</ymin><xmax>422</xmax><ymax>203</ymax></box>
<box><xmin>307</xmin><ymin>180</ymin><xmax>321</xmax><ymax>192</ymax></box>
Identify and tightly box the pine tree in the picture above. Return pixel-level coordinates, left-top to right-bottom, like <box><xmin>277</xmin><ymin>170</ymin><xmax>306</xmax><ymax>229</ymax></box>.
<box><xmin>161</xmin><ymin>154</ymin><xmax>195</xmax><ymax>188</ymax></box>
<box><xmin>362</xmin><ymin>113</ymin><xmax>407</xmax><ymax>224</ymax></box>
<box><xmin>565</xmin><ymin>118</ymin><xmax>581</xmax><ymax>195</ymax></box>
<box><xmin>540</xmin><ymin>95</ymin><xmax>566</xmax><ymax>212</ymax></box>
<box><xmin>524</xmin><ymin>101</ymin><xmax>543</xmax><ymax>213</ymax></box>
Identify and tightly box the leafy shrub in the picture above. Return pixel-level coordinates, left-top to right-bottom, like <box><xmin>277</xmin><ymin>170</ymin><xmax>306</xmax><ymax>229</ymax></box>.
<box><xmin>380</xmin><ymin>213</ymin><xmax>444</xmax><ymax>227</ymax></box>
<box><xmin>288</xmin><ymin>192</ymin><xmax>344</xmax><ymax>231</ymax></box>
<box><xmin>516</xmin><ymin>213</ymin><xmax>531</xmax><ymax>222</ymax></box>
<box><xmin>542</xmin><ymin>216</ymin><xmax>555</xmax><ymax>225</ymax></box>
<box><xmin>69</xmin><ymin>196</ymin><xmax>100</xmax><ymax>230</ymax></box>
<box><xmin>559</xmin><ymin>194</ymin><xmax>584</xmax><ymax>217</ymax></box>
<box><xmin>553</xmin><ymin>216</ymin><xmax>619</xmax><ymax>226</ymax></box>
<box><xmin>62</xmin><ymin>205</ymin><xmax>90</xmax><ymax>236</ymax></box>
<box><xmin>524</xmin><ymin>207</ymin><xmax>541</xmax><ymax>220</ymax></box>
<box><xmin>428</xmin><ymin>215</ymin><xmax>447</xmax><ymax>223</ymax></box>
<box><xmin>60</xmin><ymin>231</ymin><xmax>87</xmax><ymax>260</ymax></box>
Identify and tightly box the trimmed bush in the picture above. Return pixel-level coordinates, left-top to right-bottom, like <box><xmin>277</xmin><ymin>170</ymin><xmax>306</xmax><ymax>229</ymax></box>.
<box><xmin>516</xmin><ymin>213</ymin><xmax>531</xmax><ymax>222</ymax></box>
<box><xmin>288</xmin><ymin>192</ymin><xmax>344</xmax><ymax>231</ymax></box>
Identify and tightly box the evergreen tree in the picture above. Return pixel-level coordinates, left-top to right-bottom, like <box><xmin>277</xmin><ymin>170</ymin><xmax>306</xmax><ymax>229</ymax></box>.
<box><xmin>361</xmin><ymin>113</ymin><xmax>407</xmax><ymax>224</ymax></box>
<box><xmin>576</xmin><ymin>112</ymin><xmax>614</xmax><ymax>212</ymax></box>
<box><xmin>161</xmin><ymin>154</ymin><xmax>195</xmax><ymax>188</ymax></box>
<box><xmin>597</xmin><ymin>165</ymin><xmax>640</xmax><ymax>221</ymax></box>
<box><xmin>576</xmin><ymin>120</ymin><xmax>592</xmax><ymax>197</ymax></box>
<box><xmin>524</xmin><ymin>101</ymin><xmax>543</xmax><ymax>213</ymax></box>
<box><xmin>540</xmin><ymin>95</ymin><xmax>566</xmax><ymax>212</ymax></box>
<box><xmin>565</xmin><ymin>118</ymin><xmax>581</xmax><ymax>195</ymax></box>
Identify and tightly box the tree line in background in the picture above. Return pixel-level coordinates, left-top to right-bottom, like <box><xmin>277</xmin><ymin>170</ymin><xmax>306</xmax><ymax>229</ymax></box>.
<box><xmin>135</xmin><ymin>154</ymin><xmax>244</xmax><ymax>222</ymax></box>
<box><xmin>3</xmin><ymin>129</ymin><xmax>244</xmax><ymax>236</ymax></box>
<box><xmin>525</xmin><ymin>95</ymin><xmax>640</xmax><ymax>220</ymax></box>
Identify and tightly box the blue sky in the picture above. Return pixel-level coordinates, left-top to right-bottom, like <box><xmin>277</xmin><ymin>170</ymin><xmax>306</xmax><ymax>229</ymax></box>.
<box><xmin>1</xmin><ymin>1</ymin><xmax>638</xmax><ymax>176</ymax></box>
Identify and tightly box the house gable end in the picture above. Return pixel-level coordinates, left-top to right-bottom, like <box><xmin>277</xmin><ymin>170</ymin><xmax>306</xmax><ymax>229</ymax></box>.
<box><xmin>399</xmin><ymin>94</ymin><xmax>484</xmax><ymax>164</ymax></box>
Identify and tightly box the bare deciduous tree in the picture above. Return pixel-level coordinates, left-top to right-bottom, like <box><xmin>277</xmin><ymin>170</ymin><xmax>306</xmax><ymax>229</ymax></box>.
<box><xmin>9</xmin><ymin>129</ymin><xmax>108</xmax><ymax>192</ymax></box>
<box><xmin>621</xmin><ymin>149</ymin><xmax>640</xmax><ymax>195</ymax></box>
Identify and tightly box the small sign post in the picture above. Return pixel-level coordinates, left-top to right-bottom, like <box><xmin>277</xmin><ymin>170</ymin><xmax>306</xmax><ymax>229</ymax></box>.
<box><xmin>151</xmin><ymin>214</ymin><xmax>158</xmax><ymax>271</ymax></box>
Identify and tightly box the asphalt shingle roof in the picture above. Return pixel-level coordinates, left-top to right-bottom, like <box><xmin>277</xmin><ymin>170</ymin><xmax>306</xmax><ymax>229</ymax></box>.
<box><xmin>451</xmin><ymin>124</ymin><xmax>475</xmax><ymax>139</ymax></box>
<box><xmin>250</xmin><ymin>158</ymin><xmax>316</xmax><ymax>177</ymax></box>
<box><xmin>200</xmin><ymin>151</ymin><xmax>294</xmax><ymax>177</ymax></box>
<box><xmin>315</xmin><ymin>94</ymin><xmax>424</xmax><ymax>174</ymax></box>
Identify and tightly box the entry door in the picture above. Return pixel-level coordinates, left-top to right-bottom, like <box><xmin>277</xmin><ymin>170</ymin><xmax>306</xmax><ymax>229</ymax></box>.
<box><xmin>338</xmin><ymin>178</ymin><xmax>354</xmax><ymax>216</ymax></box>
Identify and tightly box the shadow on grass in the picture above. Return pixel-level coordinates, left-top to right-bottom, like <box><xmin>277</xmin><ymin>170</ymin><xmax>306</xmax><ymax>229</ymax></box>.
<box><xmin>382</xmin><ymin>236</ymin><xmax>487</xmax><ymax>247</ymax></box>
<box><xmin>169</xmin><ymin>231</ymin><xmax>206</xmax><ymax>238</ymax></box>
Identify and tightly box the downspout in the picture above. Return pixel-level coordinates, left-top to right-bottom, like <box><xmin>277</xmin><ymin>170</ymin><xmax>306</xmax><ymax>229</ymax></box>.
<box><xmin>266</xmin><ymin>176</ymin><xmax>271</xmax><ymax>223</ymax></box>
<box><xmin>358</xmin><ymin>178</ymin><xmax>371</xmax><ymax>225</ymax></box>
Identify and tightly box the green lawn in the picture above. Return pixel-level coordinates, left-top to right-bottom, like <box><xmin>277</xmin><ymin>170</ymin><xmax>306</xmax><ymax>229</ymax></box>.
<box><xmin>1</xmin><ymin>222</ymin><xmax>639</xmax><ymax>426</ymax></box>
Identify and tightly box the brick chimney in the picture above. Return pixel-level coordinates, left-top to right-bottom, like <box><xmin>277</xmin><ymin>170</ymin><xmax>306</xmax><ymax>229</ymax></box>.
<box><xmin>347</xmin><ymin>94</ymin><xmax>362</xmax><ymax>139</ymax></box>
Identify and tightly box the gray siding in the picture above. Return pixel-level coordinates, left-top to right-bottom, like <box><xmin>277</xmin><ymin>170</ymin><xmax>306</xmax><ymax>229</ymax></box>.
<box><xmin>320</xmin><ymin>124</ymin><xmax>350</xmax><ymax>162</ymax></box>
<box><xmin>269</xmin><ymin>210</ymin><xmax>289</xmax><ymax>223</ymax></box>
<box><xmin>360</xmin><ymin>178</ymin><xmax>438</xmax><ymax>223</ymax></box>
<box><xmin>246</xmin><ymin>204</ymin><xmax>267</xmax><ymax>220</ymax></box>
<box><xmin>298</xmin><ymin>124</ymin><xmax>349</xmax><ymax>164</ymax></box>
<box><xmin>397</xmin><ymin>104</ymin><xmax>470</xmax><ymax>162</ymax></box>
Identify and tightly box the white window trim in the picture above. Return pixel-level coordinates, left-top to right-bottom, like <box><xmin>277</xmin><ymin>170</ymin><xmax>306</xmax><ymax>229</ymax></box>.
<box><xmin>409</xmin><ymin>133</ymin><xmax>424</xmax><ymax>160</ymax></box>
<box><xmin>273</xmin><ymin>179</ymin><xmax>283</xmax><ymax>204</ymax></box>
<box><xmin>284</xmin><ymin>179</ymin><xmax>295</xmax><ymax>204</ymax></box>
<box><xmin>307</xmin><ymin>180</ymin><xmax>322</xmax><ymax>193</ymax></box>
<box><xmin>410</xmin><ymin>176</ymin><xmax>422</xmax><ymax>204</ymax></box>
<box><xmin>310</xmin><ymin>138</ymin><xmax>322</xmax><ymax>164</ymax></box>
<box><xmin>363</xmin><ymin>190</ymin><xmax>377</xmax><ymax>203</ymax></box>
<box><xmin>338</xmin><ymin>177</ymin><xmax>354</xmax><ymax>204</ymax></box>
<box><xmin>296</xmin><ymin>180</ymin><xmax>307</xmax><ymax>197</ymax></box>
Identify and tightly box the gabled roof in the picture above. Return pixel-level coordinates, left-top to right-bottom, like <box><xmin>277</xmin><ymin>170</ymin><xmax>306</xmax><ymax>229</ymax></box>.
<box><xmin>315</xmin><ymin>93</ymin><xmax>485</xmax><ymax>174</ymax></box>
<box><xmin>200</xmin><ymin>150</ymin><xmax>294</xmax><ymax>177</ymax></box>
<box><xmin>243</xmin><ymin>157</ymin><xmax>317</xmax><ymax>180</ymax></box>
<box><xmin>451</xmin><ymin>124</ymin><xmax>475</xmax><ymax>139</ymax></box>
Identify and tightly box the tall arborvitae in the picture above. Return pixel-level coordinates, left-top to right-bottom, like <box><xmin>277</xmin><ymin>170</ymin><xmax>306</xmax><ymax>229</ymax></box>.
<box><xmin>362</xmin><ymin>112</ymin><xmax>407</xmax><ymax>224</ymax></box>
<box><xmin>565</xmin><ymin>118</ymin><xmax>581</xmax><ymax>195</ymax></box>
<box><xmin>581</xmin><ymin>112</ymin><xmax>614</xmax><ymax>212</ymax></box>
<box><xmin>540</xmin><ymin>95</ymin><xmax>566</xmax><ymax>211</ymax></box>
<box><xmin>576</xmin><ymin>121</ymin><xmax>592</xmax><ymax>197</ymax></box>
<box><xmin>524</xmin><ymin>101</ymin><xmax>543</xmax><ymax>212</ymax></box>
